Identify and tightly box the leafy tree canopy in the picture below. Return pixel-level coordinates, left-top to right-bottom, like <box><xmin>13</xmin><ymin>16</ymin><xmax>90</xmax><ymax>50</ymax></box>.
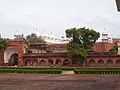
<box><xmin>66</xmin><ymin>27</ymin><xmax>100</xmax><ymax>49</ymax></box>
<box><xmin>66</xmin><ymin>27</ymin><xmax>100</xmax><ymax>64</ymax></box>
<box><xmin>67</xmin><ymin>42</ymin><xmax>87</xmax><ymax>62</ymax></box>
<box><xmin>0</xmin><ymin>38</ymin><xmax>8</xmax><ymax>51</ymax></box>
<box><xmin>25</xmin><ymin>33</ymin><xmax>45</xmax><ymax>44</ymax></box>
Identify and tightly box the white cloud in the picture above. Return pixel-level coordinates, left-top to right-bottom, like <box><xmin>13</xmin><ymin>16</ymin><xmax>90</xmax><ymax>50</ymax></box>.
<box><xmin>0</xmin><ymin>0</ymin><xmax>119</xmax><ymax>39</ymax></box>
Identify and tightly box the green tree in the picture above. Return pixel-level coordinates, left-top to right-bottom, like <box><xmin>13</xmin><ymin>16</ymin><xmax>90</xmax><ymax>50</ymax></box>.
<box><xmin>66</xmin><ymin>27</ymin><xmax>100</xmax><ymax>66</ymax></box>
<box><xmin>66</xmin><ymin>27</ymin><xmax>100</xmax><ymax>49</ymax></box>
<box><xmin>25</xmin><ymin>33</ymin><xmax>45</xmax><ymax>43</ymax></box>
<box><xmin>67</xmin><ymin>42</ymin><xmax>87</xmax><ymax>62</ymax></box>
<box><xmin>109</xmin><ymin>44</ymin><xmax>118</xmax><ymax>54</ymax></box>
<box><xmin>0</xmin><ymin>38</ymin><xmax>8</xmax><ymax>52</ymax></box>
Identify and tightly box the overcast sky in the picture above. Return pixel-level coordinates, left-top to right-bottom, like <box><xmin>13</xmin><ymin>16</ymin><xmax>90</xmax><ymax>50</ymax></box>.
<box><xmin>0</xmin><ymin>0</ymin><xmax>119</xmax><ymax>39</ymax></box>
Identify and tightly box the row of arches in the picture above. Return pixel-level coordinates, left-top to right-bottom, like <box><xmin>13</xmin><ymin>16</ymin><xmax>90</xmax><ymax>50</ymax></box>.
<box><xmin>89</xmin><ymin>59</ymin><xmax>120</xmax><ymax>67</ymax></box>
<box><xmin>25</xmin><ymin>59</ymin><xmax>71</xmax><ymax>66</ymax></box>
<box><xmin>25</xmin><ymin>59</ymin><xmax>120</xmax><ymax>67</ymax></box>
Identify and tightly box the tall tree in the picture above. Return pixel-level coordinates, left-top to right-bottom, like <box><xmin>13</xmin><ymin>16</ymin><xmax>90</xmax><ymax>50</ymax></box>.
<box><xmin>109</xmin><ymin>44</ymin><xmax>118</xmax><ymax>54</ymax></box>
<box><xmin>67</xmin><ymin>42</ymin><xmax>87</xmax><ymax>63</ymax></box>
<box><xmin>0</xmin><ymin>38</ymin><xmax>8</xmax><ymax>52</ymax></box>
<box><xmin>66</xmin><ymin>27</ymin><xmax>100</xmax><ymax>66</ymax></box>
<box><xmin>66</xmin><ymin>27</ymin><xmax>100</xmax><ymax>50</ymax></box>
<box><xmin>25</xmin><ymin>33</ymin><xmax>45</xmax><ymax>43</ymax></box>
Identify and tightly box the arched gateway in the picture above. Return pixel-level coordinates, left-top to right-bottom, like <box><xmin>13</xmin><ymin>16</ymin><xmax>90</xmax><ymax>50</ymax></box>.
<box><xmin>10</xmin><ymin>53</ymin><xmax>18</xmax><ymax>66</ymax></box>
<box><xmin>4</xmin><ymin>48</ymin><xmax>18</xmax><ymax>66</ymax></box>
<box><xmin>2</xmin><ymin>39</ymin><xmax>24</xmax><ymax>66</ymax></box>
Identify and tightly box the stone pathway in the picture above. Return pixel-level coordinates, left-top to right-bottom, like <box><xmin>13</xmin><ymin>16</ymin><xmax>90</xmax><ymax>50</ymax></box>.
<box><xmin>0</xmin><ymin>73</ymin><xmax>120</xmax><ymax>90</ymax></box>
<box><xmin>62</xmin><ymin>71</ymin><xmax>75</xmax><ymax>74</ymax></box>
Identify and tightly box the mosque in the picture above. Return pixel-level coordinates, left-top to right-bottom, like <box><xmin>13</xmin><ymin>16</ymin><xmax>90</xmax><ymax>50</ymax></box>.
<box><xmin>0</xmin><ymin>31</ymin><xmax>120</xmax><ymax>67</ymax></box>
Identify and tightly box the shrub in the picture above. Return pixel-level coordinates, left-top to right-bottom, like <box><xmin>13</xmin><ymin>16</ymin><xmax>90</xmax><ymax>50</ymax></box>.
<box><xmin>0</xmin><ymin>68</ymin><xmax>62</xmax><ymax>74</ymax></box>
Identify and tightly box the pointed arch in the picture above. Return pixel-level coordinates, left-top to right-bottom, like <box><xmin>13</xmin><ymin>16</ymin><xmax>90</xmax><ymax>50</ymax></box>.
<box><xmin>48</xmin><ymin>59</ymin><xmax>53</xmax><ymax>65</ymax></box>
<box><xmin>4</xmin><ymin>48</ymin><xmax>17</xmax><ymax>64</ymax></box>
<box><xmin>106</xmin><ymin>60</ymin><xmax>113</xmax><ymax>67</ymax></box>
<box><xmin>33</xmin><ymin>60</ymin><xmax>38</xmax><ymax>66</ymax></box>
<box><xmin>98</xmin><ymin>59</ymin><xmax>104</xmax><ymax>67</ymax></box>
<box><xmin>40</xmin><ymin>59</ymin><xmax>46</xmax><ymax>66</ymax></box>
<box><xmin>115</xmin><ymin>59</ymin><xmax>120</xmax><ymax>67</ymax></box>
<box><xmin>9</xmin><ymin>53</ymin><xmax>18</xmax><ymax>66</ymax></box>
<box><xmin>89</xmin><ymin>59</ymin><xmax>96</xmax><ymax>67</ymax></box>
<box><xmin>26</xmin><ymin>59</ymin><xmax>31</xmax><ymax>66</ymax></box>
<box><xmin>56</xmin><ymin>59</ymin><xmax>61</xmax><ymax>65</ymax></box>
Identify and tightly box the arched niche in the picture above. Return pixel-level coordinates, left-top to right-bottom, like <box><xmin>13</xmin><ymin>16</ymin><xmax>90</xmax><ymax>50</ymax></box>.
<box><xmin>4</xmin><ymin>48</ymin><xmax>17</xmax><ymax>64</ymax></box>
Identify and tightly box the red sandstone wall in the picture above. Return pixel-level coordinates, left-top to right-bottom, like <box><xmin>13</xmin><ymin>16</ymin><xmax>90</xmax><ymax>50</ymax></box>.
<box><xmin>0</xmin><ymin>51</ymin><xmax>4</xmax><ymax>66</ymax></box>
<box><xmin>93</xmin><ymin>42</ymin><xmax>114</xmax><ymax>52</ymax></box>
<box><xmin>0</xmin><ymin>38</ymin><xmax>118</xmax><ymax>66</ymax></box>
<box><xmin>6</xmin><ymin>39</ymin><xmax>24</xmax><ymax>66</ymax></box>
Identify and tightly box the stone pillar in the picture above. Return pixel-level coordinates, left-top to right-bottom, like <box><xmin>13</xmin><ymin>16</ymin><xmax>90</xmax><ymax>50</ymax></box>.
<box><xmin>96</xmin><ymin>60</ymin><xmax>98</xmax><ymax>67</ymax></box>
<box><xmin>105</xmin><ymin>61</ymin><xmax>107</xmax><ymax>67</ymax></box>
<box><xmin>38</xmin><ymin>58</ymin><xmax>40</xmax><ymax>66</ymax></box>
<box><xmin>61</xmin><ymin>61</ymin><xmax>64</xmax><ymax>66</ymax></box>
<box><xmin>53</xmin><ymin>61</ymin><xmax>56</xmax><ymax>66</ymax></box>
<box><xmin>30</xmin><ymin>59</ymin><xmax>33</xmax><ymax>66</ymax></box>
<box><xmin>46</xmin><ymin>59</ymin><xmax>48</xmax><ymax>66</ymax></box>
<box><xmin>113</xmin><ymin>60</ymin><xmax>116</xmax><ymax>67</ymax></box>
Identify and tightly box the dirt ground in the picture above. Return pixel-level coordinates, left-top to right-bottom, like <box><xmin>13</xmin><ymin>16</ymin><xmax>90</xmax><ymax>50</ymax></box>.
<box><xmin>0</xmin><ymin>73</ymin><xmax>120</xmax><ymax>90</ymax></box>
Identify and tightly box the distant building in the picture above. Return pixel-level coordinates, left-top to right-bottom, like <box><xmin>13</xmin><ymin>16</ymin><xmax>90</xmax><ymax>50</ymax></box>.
<box><xmin>32</xmin><ymin>31</ymin><xmax>70</xmax><ymax>44</ymax></box>
<box><xmin>0</xmin><ymin>31</ymin><xmax>120</xmax><ymax>67</ymax></box>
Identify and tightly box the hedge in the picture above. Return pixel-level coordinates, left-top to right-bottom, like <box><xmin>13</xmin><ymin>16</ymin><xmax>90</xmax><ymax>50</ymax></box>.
<box><xmin>0</xmin><ymin>67</ymin><xmax>120</xmax><ymax>74</ymax></box>
<box><xmin>74</xmin><ymin>70</ymin><xmax>120</xmax><ymax>74</ymax></box>
<box><xmin>0</xmin><ymin>67</ymin><xmax>74</xmax><ymax>71</ymax></box>
<box><xmin>0</xmin><ymin>69</ymin><xmax>62</xmax><ymax>74</ymax></box>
